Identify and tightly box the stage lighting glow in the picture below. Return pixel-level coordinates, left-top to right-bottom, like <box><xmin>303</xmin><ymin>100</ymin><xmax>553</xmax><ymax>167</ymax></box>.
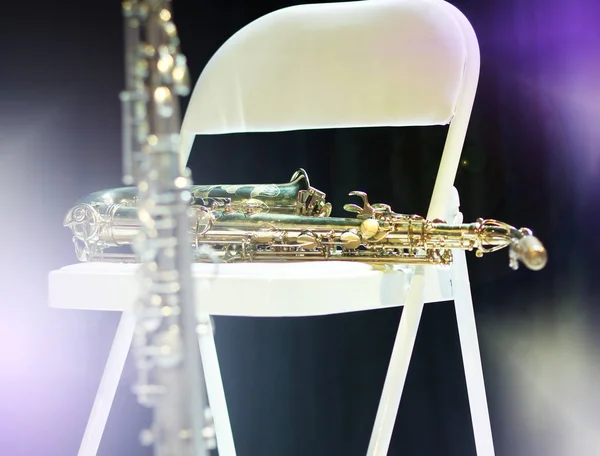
<box><xmin>483</xmin><ymin>302</ymin><xmax>600</xmax><ymax>456</ymax></box>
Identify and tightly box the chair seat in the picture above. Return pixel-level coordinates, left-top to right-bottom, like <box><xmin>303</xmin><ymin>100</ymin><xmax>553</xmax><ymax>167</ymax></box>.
<box><xmin>49</xmin><ymin>262</ymin><xmax>453</xmax><ymax>317</ymax></box>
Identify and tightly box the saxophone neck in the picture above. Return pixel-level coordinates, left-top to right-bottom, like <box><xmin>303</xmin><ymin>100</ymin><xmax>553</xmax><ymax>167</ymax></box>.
<box><xmin>473</xmin><ymin>219</ymin><xmax>548</xmax><ymax>271</ymax></box>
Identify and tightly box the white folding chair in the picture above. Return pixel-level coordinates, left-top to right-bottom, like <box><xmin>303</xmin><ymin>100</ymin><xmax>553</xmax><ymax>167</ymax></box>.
<box><xmin>180</xmin><ymin>1</ymin><xmax>490</xmax><ymax>455</ymax></box>
<box><xmin>49</xmin><ymin>1</ymin><xmax>494</xmax><ymax>455</ymax></box>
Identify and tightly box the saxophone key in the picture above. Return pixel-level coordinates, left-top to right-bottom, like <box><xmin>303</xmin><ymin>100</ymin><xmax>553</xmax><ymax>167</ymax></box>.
<box><xmin>297</xmin><ymin>233</ymin><xmax>318</xmax><ymax>250</ymax></box>
<box><xmin>360</xmin><ymin>218</ymin><xmax>379</xmax><ymax>239</ymax></box>
<box><xmin>340</xmin><ymin>231</ymin><xmax>361</xmax><ymax>250</ymax></box>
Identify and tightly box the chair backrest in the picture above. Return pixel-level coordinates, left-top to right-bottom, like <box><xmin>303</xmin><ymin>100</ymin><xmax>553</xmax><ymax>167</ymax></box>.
<box><xmin>179</xmin><ymin>0</ymin><xmax>480</xmax><ymax>220</ymax></box>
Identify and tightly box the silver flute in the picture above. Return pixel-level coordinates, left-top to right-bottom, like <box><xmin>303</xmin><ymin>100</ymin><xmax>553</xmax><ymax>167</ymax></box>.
<box><xmin>120</xmin><ymin>1</ymin><xmax>213</xmax><ymax>454</ymax></box>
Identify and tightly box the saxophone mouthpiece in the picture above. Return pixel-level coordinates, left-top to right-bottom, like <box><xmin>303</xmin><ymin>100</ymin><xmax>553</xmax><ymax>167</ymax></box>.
<box><xmin>513</xmin><ymin>235</ymin><xmax>548</xmax><ymax>271</ymax></box>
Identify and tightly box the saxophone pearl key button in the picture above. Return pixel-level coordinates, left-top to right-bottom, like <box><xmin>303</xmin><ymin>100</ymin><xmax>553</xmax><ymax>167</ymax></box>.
<box><xmin>297</xmin><ymin>233</ymin><xmax>317</xmax><ymax>250</ymax></box>
<box><xmin>340</xmin><ymin>231</ymin><xmax>361</xmax><ymax>250</ymax></box>
<box><xmin>360</xmin><ymin>219</ymin><xmax>379</xmax><ymax>239</ymax></box>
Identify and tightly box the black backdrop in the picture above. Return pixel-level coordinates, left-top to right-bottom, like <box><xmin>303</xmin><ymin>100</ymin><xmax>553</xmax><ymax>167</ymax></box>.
<box><xmin>1</xmin><ymin>1</ymin><xmax>599</xmax><ymax>455</ymax></box>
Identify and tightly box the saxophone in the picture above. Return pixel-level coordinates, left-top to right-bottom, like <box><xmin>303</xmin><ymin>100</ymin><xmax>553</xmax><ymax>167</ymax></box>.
<box><xmin>65</xmin><ymin>168</ymin><xmax>548</xmax><ymax>272</ymax></box>
<box><xmin>119</xmin><ymin>0</ymin><xmax>212</xmax><ymax>454</ymax></box>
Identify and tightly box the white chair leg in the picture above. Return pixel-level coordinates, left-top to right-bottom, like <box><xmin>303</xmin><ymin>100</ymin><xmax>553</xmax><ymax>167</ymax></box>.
<box><xmin>198</xmin><ymin>314</ymin><xmax>237</xmax><ymax>456</ymax></box>
<box><xmin>367</xmin><ymin>268</ymin><xmax>426</xmax><ymax>456</ymax></box>
<box><xmin>78</xmin><ymin>311</ymin><xmax>136</xmax><ymax>456</ymax></box>
<box><xmin>451</xmin><ymin>250</ymin><xmax>496</xmax><ymax>456</ymax></box>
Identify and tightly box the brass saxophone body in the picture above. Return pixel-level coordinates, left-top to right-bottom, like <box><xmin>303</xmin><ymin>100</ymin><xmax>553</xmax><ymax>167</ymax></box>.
<box><xmin>65</xmin><ymin>169</ymin><xmax>547</xmax><ymax>271</ymax></box>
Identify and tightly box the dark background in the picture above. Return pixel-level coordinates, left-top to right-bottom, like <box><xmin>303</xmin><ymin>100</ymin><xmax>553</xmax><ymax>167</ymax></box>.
<box><xmin>1</xmin><ymin>0</ymin><xmax>599</xmax><ymax>455</ymax></box>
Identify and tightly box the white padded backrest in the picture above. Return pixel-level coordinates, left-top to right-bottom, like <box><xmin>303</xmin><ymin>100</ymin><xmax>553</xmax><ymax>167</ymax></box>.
<box><xmin>179</xmin><ymin>0</ymin><xmax>480</xmax><ymax>219</ymax></box>
<box><xmin>181</xmin><ymin>0</ymin><xmax>471</xmax><ymax>134</ymax></box>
